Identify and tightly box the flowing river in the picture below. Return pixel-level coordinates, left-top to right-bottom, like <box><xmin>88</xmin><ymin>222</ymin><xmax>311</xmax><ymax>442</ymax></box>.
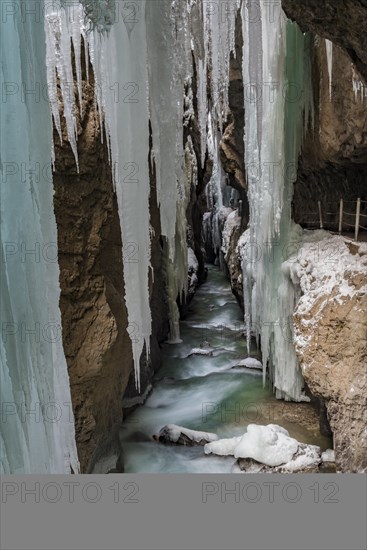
<box><xmin>120</xmin><ymin>266</ymin><xmax>331</xmax><ymax>473</ymax></box>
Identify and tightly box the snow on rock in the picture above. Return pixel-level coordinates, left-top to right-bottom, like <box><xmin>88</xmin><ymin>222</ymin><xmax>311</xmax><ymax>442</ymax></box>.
<box><xmin>188</xmin><ymin>247</ymin><xmax>199</xmax><ymax>292</ymax></box>
<box><xmin>205</xmin><ymin>424</ymin><xmax>322</xmax><ymax>472</ymax></box>
<box><xmin>221</xmin><ymin>210</ymin><xmax>241</xmax><ymax>258</ymax></box>
<box><xmin>237</xmin><ymin>443</ymin><xmax>321</xmax><ymax>473</ymax></box>
<box><xmin>188</xmin><ymin>348</ymin><xmax>214</xmax><ymax>357</ymax></box>
<box><xmin>154</xmin><ymin>425</ymin><xmax>218</xmax><ymax>446</ymax></box>
<box><xmin>235</xmin><ymin>358</ymin><xmax>263</xmax><ymax>370</ymax></box>
<box><xmin>205</xmin><ymin>424</ymin><xmax>300</xmax><ymax>467</ymax></box>
<box><xmin>281</xmin><ymin>443</ymin><xmax>321</xmax><ymax>472</ymax></box>
<box><xmin>283</xmin><ymin>233</ymin><xmax>367</xmax><ymax>358</ymax></box>
<box><xmin>322</xmin><ymin>449</ymin><xmax>336</xmax><ymax>463</ymax></box>
<box><xmin>234</xmin><ymin>424</ymin><xmax>299</xmax><ymax>466</ymax></box>
<box><xmin>204</xmin><ymin>436</ymin><xmax>242</xmax><ymax>456</ymax></box>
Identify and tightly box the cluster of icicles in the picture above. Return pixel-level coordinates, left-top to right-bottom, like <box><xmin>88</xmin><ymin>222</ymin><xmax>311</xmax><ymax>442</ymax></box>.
<box><xmin>45</xmin><ymin>0</ymin><xmax>239</xmax><ymax>391</ymax></box>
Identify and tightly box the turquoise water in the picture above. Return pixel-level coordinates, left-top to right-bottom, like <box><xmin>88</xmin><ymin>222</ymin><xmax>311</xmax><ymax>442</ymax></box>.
<box><xmin>120</xmin><ymin>266</ymin><xmax>330</xmax><ymax>473</ymax></box>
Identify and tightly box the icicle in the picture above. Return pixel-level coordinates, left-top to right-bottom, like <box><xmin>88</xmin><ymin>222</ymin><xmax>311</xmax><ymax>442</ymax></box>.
<box><xmin>45</xmin><ymin>1</ymin><xmax>85</xmax><ymax>170</ymax></box>
<box><xmin>352</xmin><ymin>66</ymin><xmax>367</xmax><ymax>102</ymax></box>
<box><xmin>325</xmin><ymin>39</ymin><xmax>333</xmax><ymax>101</ymax></box>
<box><xmin>146</xmin><ymin>0</ymin><xmax>192</xmax><ymax>258</ymax></box>
<box><xmin>240</xmin><ymin>2</ymin><xmax>313</xmax><ymax>401</ymax></box>
<box><xmin>85</xmin><ymin>2</ymin><xmax>152</xmax><ymax>392</ymax></box>
<box><xmin>0</xmin><ymin>0</ymin><xmax>79</xmax><ymax>473</ymax></box>
<box><xmin>205</xmin><ymin>0</ymin><xmax>239</xmax><ymax>129</ymax></box>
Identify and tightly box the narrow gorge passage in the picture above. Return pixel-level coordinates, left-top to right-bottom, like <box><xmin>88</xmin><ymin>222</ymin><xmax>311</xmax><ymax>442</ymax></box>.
<box><xmin>119</xmin><ymin>267</ymin><xmax>331</xmax><ymax>474</ymax></box>
<box><xmin>1</xmin><ymin>0</ymin><xmax>366</xmax><ymax>476</ymax></box>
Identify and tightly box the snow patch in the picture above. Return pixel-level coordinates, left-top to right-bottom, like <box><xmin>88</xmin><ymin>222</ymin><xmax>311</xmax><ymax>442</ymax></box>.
<box><xmin>235</xmin><ymin>357</ymin><xmax>263</xmax><ymax>370</ymax></box>
<box><xmin>321</xmin><ymin>449</ymin><xmax>335</xmax><ymax>463</ymax></box>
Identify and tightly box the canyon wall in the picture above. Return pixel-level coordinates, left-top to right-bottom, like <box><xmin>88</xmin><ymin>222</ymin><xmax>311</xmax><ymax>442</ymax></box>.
<box><xmin>53</xmin><ymin>50</ymin><xmax>209</xmax><ymax>471</ymax></box>
<box><xmin>281</xmin><ymin>0</ymin><xmax>367</xmax><ymax>472</ymax></box>
<box><xmin>217</xmin><ymin>6</ymin><xmax>367</xmax><ymax>470</ymax></box>
<box><xmin>53</xmin><ymin>66</ymin><xmax>133</xmax><ymax>472</ymax></box>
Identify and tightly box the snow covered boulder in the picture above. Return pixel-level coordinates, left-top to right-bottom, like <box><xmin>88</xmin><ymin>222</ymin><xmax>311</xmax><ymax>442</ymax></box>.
<box><xmin>237</xmin><ymin>443</ymin><xmax>321</xmax><ymax>473</ymax></box>
<box><xmin>234</xmin><ymin>424</ymin><xmax>299</xmax><ymax>466</ymax></box>
<box><xmin>204</xmin><ymin>436</ymin><xmax>242</xmax><ymax>456</ymax></box>
<box><xmin>205</xmin><ymin>424</ymin><xmax>322</xmax><ymax>472</ymax></box>
<box><xmin>153</xmin><ymin>425</ymin><xmax>219</xmax><ymax>446</ymax></box>
<box><xmin>187</xmin><ymin>247</ymin><xmax>199</xmax><ymax>297</ymax></box>
<box><xmin>234</xmin><ymin>358</ymin><xmax>262</xmax><ymax>370</ymax></box>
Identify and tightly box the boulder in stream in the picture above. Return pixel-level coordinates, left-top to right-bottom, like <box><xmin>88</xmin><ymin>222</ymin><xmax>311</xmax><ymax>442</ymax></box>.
<box><xmin>205</xmin><ymin>424</ymin><xmax>322</xmax><ymax>472</ymax></box>
<box><xmin>233</xmin><ymin>357</ymin><xmax>263</xmax><ymax>370</ymax></box>
<box><xmin>188</xmin><ymin>347</ymin><xmax>214</xmax><ymax>357</ymax></box>
<box><xmin>153</xmin><ymin>424</ymin><xmax>219</xmax><ymax>446</ymax></box>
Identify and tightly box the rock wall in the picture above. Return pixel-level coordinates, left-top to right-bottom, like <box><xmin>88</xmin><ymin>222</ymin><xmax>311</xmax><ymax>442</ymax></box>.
<box><xmin>53</xmin><ymin>51</ymin><xmax>209</xmax><ymax>471</ymax></box>
<box><xmin>220</xmin><ymin>10</ymin><xmax>247</xmax><ymax>203</ymax></box>
<box><xmin>289</xmin><ymin>236</ymin><xmax>367</xmax><ymax>472</ymax></box>
<box><xmin>53</xmin><ymin>67</ymin><xmax>132</xmax><ymax>472</ymax></box>
<box><xmin>282</xmin><ymin>0</ymin><xmax>367</xmax><ymax>82</ymax></box>
<box><xmin>281</xmin><ymin>0</ymin><xmax>367</xmax><ymax>471</ymax></box>
<box><xmin>216</xmin><ymin>7</ymin><xmax>367</xmax><ymax>472</ymax></box>
<box><xmin>293</xmin><ymin>39</ymin><xmax>367</xmax><ymax>230</ymax></box>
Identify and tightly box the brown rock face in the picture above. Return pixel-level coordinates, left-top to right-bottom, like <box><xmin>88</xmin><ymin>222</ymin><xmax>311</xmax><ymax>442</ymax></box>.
<box><xmin>53</xmin><ymin>52</ymin><xmax>206</xmax><ymax>471</ymax></box>
<box><xmin>53</xmin><ymin>69</ymin><xmax>133</xmax><ymax>472</ymax></box>
<box><xmin>293</xmin><ymin>241</ymin><xmax>367</xmax><ymax>472</ymax></box>
<box><xmin>293</xmin><ymin>40</ymin><xmax>367</xmax><ymax>229</ymax></box>
<box><xmin>282</xmin><ymin>0</ymin><xmax>367</xmax><ymax>82</ymax></box>
<box><xmin>280</xmin><ymin>5</ymin><xmax>367</xmax><ymax>471</ymax></box>
<box><xmin>220</xmin><ymin>10</ymin><xmax>247</xmax><ymax>203</ymax></box>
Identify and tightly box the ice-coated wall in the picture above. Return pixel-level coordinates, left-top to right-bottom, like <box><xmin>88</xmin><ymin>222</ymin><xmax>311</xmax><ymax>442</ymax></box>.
<box><xmin>0</xmin><ymin>0</ymin><xmax>79</xmax><ymax>473</ymax></box>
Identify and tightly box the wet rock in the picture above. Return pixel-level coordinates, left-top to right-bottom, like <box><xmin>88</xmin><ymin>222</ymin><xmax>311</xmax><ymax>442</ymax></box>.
<box><xmin>153</xmin><ymin>425</ymin><xmax>219</xmax><ymax>446</ymax></box>
<box><xmin>188</xmin><ymin>347</ymin><xmax>214</xmax><ymax>357</ymax></box>
<box><xmin>292</xmin><ymin>238</ymin><xmax>367</xmax><ymax>472</ymax></box>
<box><xmin>234</xmin><ymin>358</ymin><xmax>263</xmax><ymax>370</ymax></box>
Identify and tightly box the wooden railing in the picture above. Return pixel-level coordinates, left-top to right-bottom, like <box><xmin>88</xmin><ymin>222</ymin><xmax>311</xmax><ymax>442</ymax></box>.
<box><xmin>301</xmin><ymin>198</ymin><xmax>367</xmax><ymax>241</ymax></box>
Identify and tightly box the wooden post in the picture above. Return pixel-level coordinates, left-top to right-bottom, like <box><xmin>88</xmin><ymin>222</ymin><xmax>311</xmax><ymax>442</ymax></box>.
<box><xmin>338</xmin><ymin>199</ymin><xmax>343</xmax><ymax>234</ymax></box>
<box><xmin>238</xmin><ymin>200</ymin><xmax>242</xmax><ymax>218</ymax></box>
<box><xmin>355</xmin><ymin>198</ymin><xmax>361</xmax><ymax>241</ymax></box>
<box><xmin>318</xmin><ymin>201</ymin><xmax>323</xmax><ymax>229</ymax></box>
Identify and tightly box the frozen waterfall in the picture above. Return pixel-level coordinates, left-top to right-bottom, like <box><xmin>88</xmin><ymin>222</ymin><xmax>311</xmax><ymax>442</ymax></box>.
<box><xmin>240</xmin><ymin>1</ymin><xmax>314</xmax><ymax>401</ymax></box>
<box><xmin>0</xmin><ymin>1</ymin><xmax>79</xmax><ymax>473</ymax></box>
<box><xmin>1</xmin><ymin>0</ymin><xmax>318</xmax><ymax>475</ymax></box>
<box><xmin>44</xmin><ymin>0</ymin><xmax>239</xmax><ymax>380</ymax></box>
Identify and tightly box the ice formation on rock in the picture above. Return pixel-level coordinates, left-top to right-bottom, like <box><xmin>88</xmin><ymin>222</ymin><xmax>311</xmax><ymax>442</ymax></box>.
<box><xmin>204</xmin><ymin>424</ymin><xmax>309</xmax><ymax>468</ymax></box>
<box><xmin>240</xmin><ymin>2</ymin><xmax>314</xmax><ymax>401</ymax></box>
<box><xmin>44</xmin><ymin>1</ymin><xmax>239</xmax><ymax>379</ymax></box>
<box><xmin>325</xmin><ymin>39</ymin><xmax>333</xmax><ymax>100</ymax></box>
<box><xmin>1</xmin><ymin>0</ymin><xmax>79</xmax><ymax>473</ymax></box>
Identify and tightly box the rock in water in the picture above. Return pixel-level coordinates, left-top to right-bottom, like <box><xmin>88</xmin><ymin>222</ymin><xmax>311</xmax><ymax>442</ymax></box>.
<box><xmin>237</xmin><ymin>443</ymin><xmax>321</xmax><ymax>473</ymax></box>
<box><xmin>154</xmin><ymin>425</ymin><xmax>219</xmax><ymax>446</ymax></box>
<box><xmin>234</xmin><ymin>357</ymin><xmax>263</xmax><ymax>370</ymax></box>
<box><xmin>204</xmin><ymin>436</ymin><xmax>243</xmax><ymax>456</ymax></box>
<box><xmin>234</xmin><ymin>424</ymin><xmax>299</xmax><ymax>467</ymax></box>
<box><xmin>188</xmin><ymin>347</ymin><xmax>214</xmax><ymax>357</ymax></box>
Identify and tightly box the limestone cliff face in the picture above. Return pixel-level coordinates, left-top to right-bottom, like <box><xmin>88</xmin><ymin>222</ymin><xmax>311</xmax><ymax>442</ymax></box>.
<box><xmin>220</xmin><ymin>10</ymin><xmax>247</xmax><ymax>200</ymax></box>
<box><xmin>53</xmin><ymin>55</ymin><xmax>208</xmax><ymax>471</ymax></box>
<box><xmin>282</xmin><ymin>0</ymin><xmax>367</xmax><ymax>83</ymax></box>
<box><xmin>280</xmin><ymin>1</ymin><xmax>367</xmax><ymax>472</ymax></box>
<box><xmin>218</xmin><ymin>9</ymin><xmax>248</xmax><ymax>307</ymax></box>
<box><xmin>53</xmin><ymin>71</ymin><xmax>132</xmax><ymax>473</ymax></box>
<box><xmin>291</xmin><ymin>237</ymin><xmax>367</xmax><ymax>472</ymax></box>
<box><xmin>293</xmin><ymin>40</ymin><xmax>367</xmax><ymax>228</ymax></box>
<box><xmin>218</xmin><ymin>8</ymin><xmax>367</xmax><ymax>472</ymax></box>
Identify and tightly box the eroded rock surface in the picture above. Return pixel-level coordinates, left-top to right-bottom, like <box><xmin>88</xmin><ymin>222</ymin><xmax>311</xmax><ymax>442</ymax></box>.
<box><xmin>290</xmin><ymin>236</ymin><xmax>367</xmax><ymax>472</ymax></box>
